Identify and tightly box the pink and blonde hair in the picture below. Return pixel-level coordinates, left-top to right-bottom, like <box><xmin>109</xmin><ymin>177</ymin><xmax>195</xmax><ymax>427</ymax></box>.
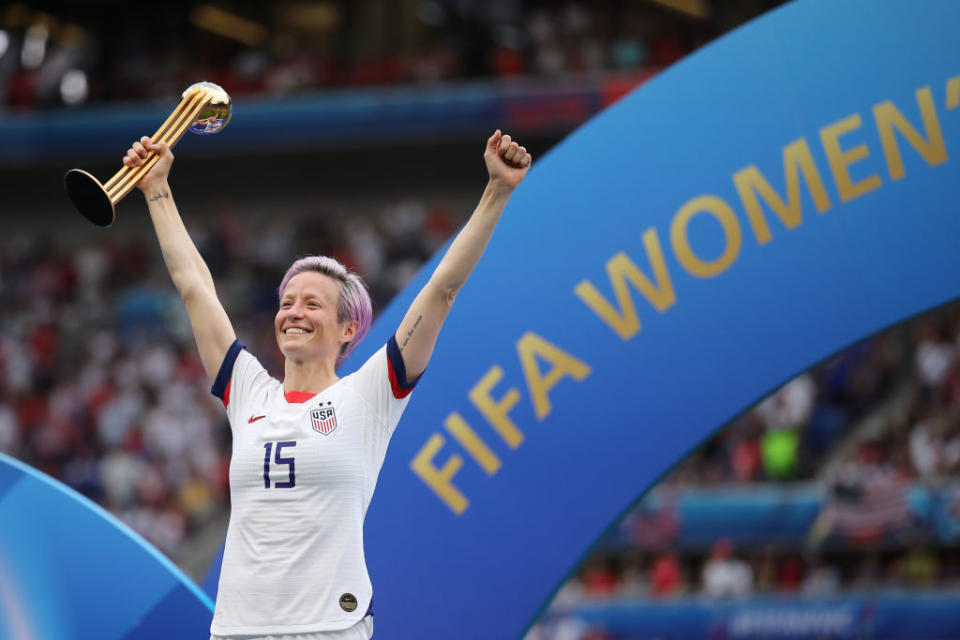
<box><xmin>277</xmin><ymin>256</ymin><xmax>372</xmax><ymax>366</ymax></box>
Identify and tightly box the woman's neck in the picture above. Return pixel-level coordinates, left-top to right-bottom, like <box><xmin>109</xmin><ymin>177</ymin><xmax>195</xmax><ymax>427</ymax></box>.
<box><xmin>283</xmin><ymin>356</ymin><xmax>339</xmax><ymax>395</ymax></box>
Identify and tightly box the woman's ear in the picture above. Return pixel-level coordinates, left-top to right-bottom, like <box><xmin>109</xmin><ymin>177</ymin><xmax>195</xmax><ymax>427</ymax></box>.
<box><xmin>341</xmin><ymin>319</ymin><xmax>359</xmax><ymax>345</ymax></box>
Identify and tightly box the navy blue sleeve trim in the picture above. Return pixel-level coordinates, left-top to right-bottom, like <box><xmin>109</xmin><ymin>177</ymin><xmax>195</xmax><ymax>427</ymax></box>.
<box><xmin>387</xmin><ymin>334</ymin><xmax>419</xmax><ymax>391</ymax></box>
<box><xmin>210</xmin><ymin>340</ymin><xmax>245</xmax><ymax>399</ymax></box>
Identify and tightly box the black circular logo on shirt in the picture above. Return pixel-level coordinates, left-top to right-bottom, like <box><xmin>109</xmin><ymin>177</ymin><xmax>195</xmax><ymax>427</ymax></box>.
<box><xmin>339</xmin><ymin>593</ymin><xmax>358</xmax><ymax>612</ymax></box>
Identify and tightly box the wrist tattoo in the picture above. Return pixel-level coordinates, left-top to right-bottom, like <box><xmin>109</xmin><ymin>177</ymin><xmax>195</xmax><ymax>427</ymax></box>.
<box><xmin>400</xmin><ymin>315</ymin><xmax>423</xmax><ymax>351</ymax></box>
<box><xmin>148</xmin><ymin>192</ymin><xmax>170</xmax><ymax>202</ymax></box>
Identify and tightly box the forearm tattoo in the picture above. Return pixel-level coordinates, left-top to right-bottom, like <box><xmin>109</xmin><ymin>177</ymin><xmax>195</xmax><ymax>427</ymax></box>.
<box><xmin>400</xmin><ymin>315</ymin><xmax>423</xmax><ymax>351</ymax></box>
<box><xmin>148</xmin><ymin>192</ymin><xmax>170</xmax><ymax>202</ymax></box>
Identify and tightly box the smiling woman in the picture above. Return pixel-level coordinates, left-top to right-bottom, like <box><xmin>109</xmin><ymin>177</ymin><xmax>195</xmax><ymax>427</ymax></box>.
<box><xmin>120</xmin><ymin>129</ymin><xmax>531</xmax><ymax>640</ymax></box>
<box><xmin>276</xmin><ymin>256</ymin><xmax>372</xmax><ymax>371</ymax></box>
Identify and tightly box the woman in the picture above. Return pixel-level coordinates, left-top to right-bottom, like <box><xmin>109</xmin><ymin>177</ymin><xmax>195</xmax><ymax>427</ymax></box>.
<box><xmin>122</xmin><ymin>130</ymin><xmax>531</xmax><ymax>639</ymax></box>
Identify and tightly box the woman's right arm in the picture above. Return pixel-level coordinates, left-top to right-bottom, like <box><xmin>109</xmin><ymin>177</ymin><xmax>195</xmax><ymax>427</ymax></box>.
<box><xmin>124</xmin><ymin>136</ymin><xmax>236</xmax><ymax>382</ymax></box>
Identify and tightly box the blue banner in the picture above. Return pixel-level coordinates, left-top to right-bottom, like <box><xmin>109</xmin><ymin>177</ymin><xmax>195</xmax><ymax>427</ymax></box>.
<box><xmin>340</xmin><ymin>2</ymin><xmax>960</xmax><ymax>638</ymax></box>
<box><xmin>0</xmin><ymin>452</ymin><xmax>213</xmax><ymax>639</ymax></box>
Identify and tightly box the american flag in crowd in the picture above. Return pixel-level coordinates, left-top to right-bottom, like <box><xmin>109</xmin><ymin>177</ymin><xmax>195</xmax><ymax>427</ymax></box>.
<box><xmin>827</xmin><ymin>468</ymin><xmax>914</xmax><ymax>543</ymax></box>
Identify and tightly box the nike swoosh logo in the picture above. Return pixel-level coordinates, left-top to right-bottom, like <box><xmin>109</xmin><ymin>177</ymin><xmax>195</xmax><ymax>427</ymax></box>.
<box><xmin>248</xmin><ymin>415</ymin><xmax>267</xmax><ymax>424</ymax></box>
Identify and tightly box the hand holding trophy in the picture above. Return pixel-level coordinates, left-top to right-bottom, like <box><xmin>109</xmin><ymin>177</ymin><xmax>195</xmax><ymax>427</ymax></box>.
<box><xmin>64</xmin><ymin>81</ymin><xmax>231</xmax><ymax>227</ymax></box>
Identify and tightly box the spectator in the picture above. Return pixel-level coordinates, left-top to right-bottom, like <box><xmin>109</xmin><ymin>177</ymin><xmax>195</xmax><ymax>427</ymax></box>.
<box><xmin>650</xmin><ymin>553</ymin><xmax>683</xmax><ymax>597</ymax></box>
<box><xmin>901</xmin><ymin>539</ymin><xmax>938</xmax><ymax>588</ymax></box>
<box><xmin>916</xmin><ymin>325</ymin><xmax>954</xmax><ymax>388</ymax></box>
<box><xmin>802</xmin><ymin>561</ymin><xmax>840</xmax><ymax>595</ymax></box>
<box><xmin>702</xmin><ymin>538</ymin><xmax>753</xmax><ymax>598</ymax></box>
<box><xmin>775</xmin><ymin>554</ymin><xmax>805</xmax><ymax>592</ymax></box>
<box><xmin>582</xmin><ymin>557</ymin><xmax>618</xmax><ymax>597</ymax></box>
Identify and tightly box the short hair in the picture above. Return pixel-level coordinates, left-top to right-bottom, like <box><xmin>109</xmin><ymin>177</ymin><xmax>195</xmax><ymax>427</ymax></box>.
<box><xmin>277</xmin><ymin>256</ymin><xmax>372</xmax><ymax>366</ymax></box>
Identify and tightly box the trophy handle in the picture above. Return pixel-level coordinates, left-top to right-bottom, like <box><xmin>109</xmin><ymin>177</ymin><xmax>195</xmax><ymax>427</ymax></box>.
<box><xmin>65</xmin><ymin>85</ymin><xmax>218</xmax><ymax>227</ymax></box>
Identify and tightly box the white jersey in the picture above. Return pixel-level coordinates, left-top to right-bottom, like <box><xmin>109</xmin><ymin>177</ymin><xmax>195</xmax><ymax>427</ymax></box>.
<box><xmin>208</xmin><ymin>337</ymin><xmax>416</xmax><ymax>636</ymax></box>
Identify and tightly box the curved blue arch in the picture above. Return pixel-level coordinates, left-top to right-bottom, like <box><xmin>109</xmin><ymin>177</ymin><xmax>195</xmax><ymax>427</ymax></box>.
<box><xmin>0</xmin><ymin>452</ymin><xmax>212</xmax><ymax>639</ymax></box>
<box><xmin>345</xmin><ymin>2</ymin><xmax>960</xmax><ymax>638</ymax></box>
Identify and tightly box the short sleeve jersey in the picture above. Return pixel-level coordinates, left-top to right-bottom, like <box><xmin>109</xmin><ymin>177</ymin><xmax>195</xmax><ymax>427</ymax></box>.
<box><xmin>208</xmin><ymin>337</ymin><xmax>416</xmax><ymax>636</ymax></box>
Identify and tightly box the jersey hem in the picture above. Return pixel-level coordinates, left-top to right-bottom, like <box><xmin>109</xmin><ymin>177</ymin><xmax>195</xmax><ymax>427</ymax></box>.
<box><xmin>210</xmin><ymin>618</ymin><xmax>365</xmax><ymax>636</ymax></box>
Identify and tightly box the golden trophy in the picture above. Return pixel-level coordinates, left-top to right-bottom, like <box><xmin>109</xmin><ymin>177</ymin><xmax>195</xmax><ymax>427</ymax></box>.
<box><xmin>64</xmin><ymin>81</ymin><xmax>232</xmax><ymax>227</ymax></box>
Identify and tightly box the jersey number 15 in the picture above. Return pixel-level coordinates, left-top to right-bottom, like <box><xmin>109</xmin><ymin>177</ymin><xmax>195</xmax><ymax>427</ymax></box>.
<box><xmin>263</xmin><ymin>441</ymin><xmax>296</xmax><ymax>489</ymax></box>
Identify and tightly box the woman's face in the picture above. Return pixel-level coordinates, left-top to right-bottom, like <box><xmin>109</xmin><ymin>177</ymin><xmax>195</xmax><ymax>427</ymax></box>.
<box><xmin>275</xmin><ymin>271</ymin><xmax>352</xmax><ymax>363</ymax></box>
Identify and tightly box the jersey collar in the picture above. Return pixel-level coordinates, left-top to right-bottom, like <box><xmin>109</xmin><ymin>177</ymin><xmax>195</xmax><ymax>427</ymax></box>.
<box><xmin>284</xmin><ymin>390</ymin><xmax>317</xmax><ymax>403</ymax></box>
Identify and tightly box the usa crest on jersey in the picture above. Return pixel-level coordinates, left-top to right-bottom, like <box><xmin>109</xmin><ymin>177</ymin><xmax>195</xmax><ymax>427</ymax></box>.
<box><xmin>311</xmin><ymin>405</ymin><xmax>338</xmax><ymax>435</ymax></box>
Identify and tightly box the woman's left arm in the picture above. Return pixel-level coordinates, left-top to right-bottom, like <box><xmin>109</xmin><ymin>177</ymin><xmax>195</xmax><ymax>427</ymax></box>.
<box><xmin>395</xmin><ymin>130</ymin><xmax>532</xmax><ymax>379</ymax></box>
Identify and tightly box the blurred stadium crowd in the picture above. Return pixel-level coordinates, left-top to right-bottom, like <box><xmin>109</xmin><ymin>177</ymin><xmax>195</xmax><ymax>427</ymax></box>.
<box><xmin>0</xmin><ymin>1</ymin><xmax>728</xmax><ymax>109</ymax></box>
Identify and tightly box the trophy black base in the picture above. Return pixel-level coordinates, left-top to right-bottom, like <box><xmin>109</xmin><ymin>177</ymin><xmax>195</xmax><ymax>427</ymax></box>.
<box><xmin>65</xmin><ymin>169</ymin><xmax>116</xmax><ymax>227</ymax></box>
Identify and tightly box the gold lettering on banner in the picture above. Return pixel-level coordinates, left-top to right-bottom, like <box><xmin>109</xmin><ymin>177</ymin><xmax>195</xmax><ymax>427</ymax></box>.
<box><xmin>444</xmin><ymin>412</ymin><xmax>501</xmax><ymax>475</ymax></box>
<box><xmin>469</xmin><ymin>365</ymin><xmax>524</xmax><ymax>448</ymax></box>
<box><xmin>734</xmin><ymin>138</ymin><xmax>832</xmax><ymax>245</ymax></box>
<box><xmin>874</xmin><ymin>86</ymin><xmax>948</xmax><ymax>181</ymax></box>
<box><xmin>517</xmin><ymin>332</ymin><xmax>592</xmax><ymax>420</ymax></box>
<box><xmin>819</xmin><ymin>113</ymin><xmax>882</xmax><ymax>202</ymax></box>
<box><xmin>946</xmin><ymin>76</ymin><xmax>959</xmax><ymax>111</ymax></box>
<box><xmin>410</xmin><ymin>433</ymin><xmax>468</xmax><ymax>515</ymax></box>
<box><xmin>671</xmin><ymin>195</ymin><xmax>742</xmax><ymax>278</ymax></box>
<box><xmin>574</xmin><ymin>229</ymin><xmax>676</xmax><ymax>340</ymax></box>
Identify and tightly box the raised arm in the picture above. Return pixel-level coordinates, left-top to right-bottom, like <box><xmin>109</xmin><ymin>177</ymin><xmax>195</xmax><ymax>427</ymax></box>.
<box><xmin>395</xmin><ymin>130</ymin><xmax>532</xmax><ymax>379</ymax></box>
<box><xmin>123</xmin><ymin>136</ymin><xmax>236</xmax><ymax>382</ymax></box>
